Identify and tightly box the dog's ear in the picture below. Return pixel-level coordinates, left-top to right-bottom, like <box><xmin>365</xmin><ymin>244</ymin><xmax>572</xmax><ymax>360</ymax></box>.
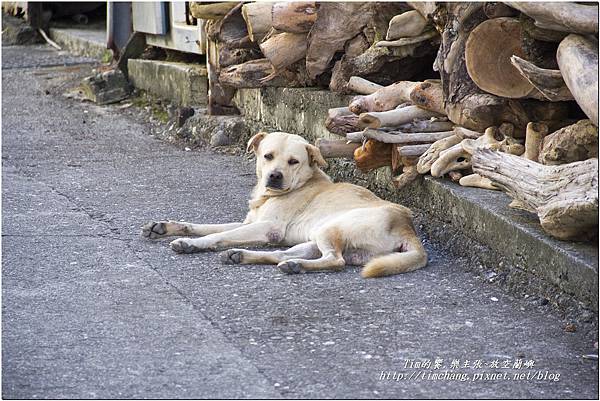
<box><xmin>246</xmin><ymin>132</ymin><xmax>267</xmax><ymax>153</ymax></box>
<box><xmin>306</xmin><ymin>144</ymin><xmax>328</xmax><ymax>168</ymax></box>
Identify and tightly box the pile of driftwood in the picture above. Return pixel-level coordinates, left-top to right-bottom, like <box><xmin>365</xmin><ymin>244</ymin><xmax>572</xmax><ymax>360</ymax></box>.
<box><xmin>192</xmin><ymin>2</ymin><xmax>598</xmax><ymax>240</ymax></box>
<box><xmin>313</xmin><ymin>2</ymin><xmax>598</xmax><ymax>241</ymax></box>
<box><xmin>190</xmin><ymin>1</ymin><xmax>439</xmax><ymax>113</ymax></box>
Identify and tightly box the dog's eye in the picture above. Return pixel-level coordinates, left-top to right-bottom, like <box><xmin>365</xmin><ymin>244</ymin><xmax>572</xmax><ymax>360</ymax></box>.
<box><xmin>288</xmin><ymin>158</ymin><xmax>299</xmax><ymax>165</ymax></box>
<box><xmin>264</xmin><ymin>153</ymin><xmax>273</xmax><ymax>160</ymax></box>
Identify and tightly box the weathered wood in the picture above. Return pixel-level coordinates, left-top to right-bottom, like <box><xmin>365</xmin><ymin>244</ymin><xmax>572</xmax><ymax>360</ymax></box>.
<box><xmin>325</xmin><ymin>108</ymin><xmax>360</xmax><ymax>137</ymax></box>
<box><xmin>241</xmin><ymin>2</ymin><xmax>273</xmax><ymax>42</ymax></box>
<box><xmin>428</xmin><ymin>126</ymin><xmax>524</xmax><ymax>177</ymax></box>
<box><xmin>407</xmin><ymin>2</ymin><xmax>437</xmax><ymax>19</ymax></box>
<box><xmin>349</xmin><ymin>81</ymin><xmax>418</xmax><ymax>114</ymax></box>
<box><xmin>189</xmin><ymin>2</ymin><xmax>237</xmax><ymax>20</ymax></box>
<box><xmin>376</xmin><ymin>30</ymin><xmax>437</xmax><ymax>47</ymax></box>
<box><xmin>398</xmin><ymin>144</ymin><xmax>432</xmax><ymax>157</ymax></box>
<box><xmin>349</xmin><ymin>129</ymin><xmax>455</xmax><ymax>144</ymax></box>
<box><xmin>459</xmin><ymin>173</ymin><xmax>499</xmax><ymax>190</ymax></box>
<box><xmin>316</xmin><ymin>138</ymin><xmax>360</xmax><ymax>159</ymax></box>
<box><xmin>433</xmin><ymin>4</ymin><xmax>531</xmax><ymax>132</ymax></box>
<box><xmin>430</xmin><ymin>143</ymin><xmax>471</xmax><ymax>177</ymax></box>
<box><xmin>397</xmin><ymin>119</ymin><xmax>455</xmax><ymax>133</ymax></box>
<box><xmin>347</xmin><ymin>76</ymin><xmax>383</xmax><ymax>95</ymax></box>
<box><xmin>206</xmin><ymin>25</ymin><xmax>238</xmax><ymax>115</ymax></box>
<box><xmin>259</xmin><ymin>32</ymin><xmax>307</xmax><ymax>71</ymax></box>
<box><xmin>219</xmin><ymin>59</ymin><xmax>290</xmax><ymax>88</ymax></box>
<box><xmin>306</xmin><ymin>2</ymin><xmax>372</xmax><ymax>79</ymax></box>
<box><xmin>465</xmin><ymin>18</ymin><xmax>541</xmax><ymax>99</ymax></box>
<box><xmin>272</xmin><ymin>1</ymin><xmax>317</xmax><ymax>33</ymax></box>
<box><xmin>524</xmin><ymin>122</ymin><xmax>548</xmax><ymax>161</ymax></box>
<box><xmin>454</xmin><ymin>126</ymin><xmax>484</xmax><ymax>139</ymax></box>
<box><xmin>417</xmin><ymin>134</ymin><xmax>463</xmax><ymax>174</ymax></box>
<box><xmin>354</xmin><ymin>140</ymin><xmax>393</xmax><ymax>172</ymax></box>
<box><xmin>539</xmin><ymin>120</ymin><xmax>598</xmax><ymax>165</ymax></box>
<box><xmin>393</xmin><ymin>164</ymin><xmax>420</xmax><ymax>189</ymax></box>
<box><xmin>358</xmin><ymin>106</ymin><xmax>442</xmax><ymax>129</ymax></box>
<box><xmin>472</xmin><ymin>149</ymin><xmax>598</xmax><ymax>240</ymax></box>
<box><xmin>510</xmin><ymin>55</ymin><xmax>573</xmax><ymax>101</ymax></box>
<box><xmin>557</xmin><ymin>34</ymin><xmax>599</xmax><ymax>126</ymax></box>
<box><xmin>208</xmin><ymin>3</ymin><xmax>255</xmax><ymax>49</ymax></box>
<box><xmin>505</xmin><ymin>2</ymin><xmax>599</xmax><ymax>35</ymax></box>
<box><xmin>386</xmin><ymin>10</ymin><xmax>428</xmax><ymax>40</ymax></box>
<box><xmin>519</xmin><ymin>14</ymin><xmax>568</xmax><ymax>43</ymax></box>
<box><xmin>483</xmin><ymin>2</ymin><xmax>518</xmax><ymax>19</ymax></box>
<box><xmin>409</xmin><ymin>81</ymin><xmax>445</xmax><ymax>115</ymax></box>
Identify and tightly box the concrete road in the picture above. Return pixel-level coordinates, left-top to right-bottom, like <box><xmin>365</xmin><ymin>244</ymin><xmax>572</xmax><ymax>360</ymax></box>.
<box><xmin>2</xmin><ymin>44</ymin><xmax>598</xmax><ymax>399</ymax></box>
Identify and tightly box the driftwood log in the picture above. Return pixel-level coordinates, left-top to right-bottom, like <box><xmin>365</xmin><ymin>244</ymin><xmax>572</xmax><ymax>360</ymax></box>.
<box><xmin>205</xmin><ymin>15</ymin><xmax>242</xmax><ymax>115</ymax></box>
<box><xmin>349</xmin><ymin>81</ymin><xmax>418</xmax><ymax>114</ymax></box>
<box><xmin>393</xmin><ymin>163</ymin><xmax>420</xmax><ymax>189</ymax></box>
<box><xmin>539</xmin><ymin>120</ymin><xmax>598</xmax><ymax>165</ymax></box>
<box><xmin>432</xmin><ymin>3</ymin><xmax>532</xmax><ymax>133</ymax></box>
<box><xmin>524</xmin><ymin>122</ymin><xmax>548</xmax><ymax>161</ymax></box>
<box><xmin>375</xmin><ymin>30</ymin><xmax>438</xmax><ymax>48</ymax></box>
<box><xmin>398</xmin><ymin>144</ymin><xmax>432</xmax><ymax>157</ymax></box>
<box><xmin>241</xmin><ymin>2</ymin><xmax>273</xmax><ymax>42</ymax></box>
<box><xmin>510</xmin><ymin>56</ymin><xmax>573</xmax><ymax>101</ymax></box>
<box><xmin>306</xmin><ymin>2</ymin><xmax>373</xmax><ymax>80</ymax></box>
<box><xmin>483</xmin><ymin>2</ymin><xmax>518</xmax><ymax>19</ymax></box>
<box><xmin>505</xmin><ymin>2</ymin><xmax>599</xmax><ymax>35</ymax></box>
<box><xmin>272</xmin><ymin>2</ymin><xmax>317</xmax><ymax>33</ymax></box>
<box><xmin>347</xmin><ymin>129</ymin><xmax>455</xmax><ymax>144</ymax></box>
<box><xmin>465</xmin><ymin>18</ymin><xmax>545</xmax><ymax>99</ymax></box>
<box><xmin>386</xmin><ymin>10</ymin><xmax>428</xmax><ymax>40</ymax></box>
<box><xmin>189</xmin><ymin>2</ymin><xmax>237</xmax><ymax>20</ymax></box>
<box><xmin>346</xmin><ymin>77</ymin><xmax>383</xmax><ymax>95</ymax></box>
<box><xmin>325</xmin><ymin>107</ymin><xmax>360</xmax><ymax>136</ymax></box>
<box><xmin>358</xmin><ymin>106</ymin><xmax>442</xmax><ymax>129</ymax></box>
<box><xmin>259</xmin><ymin>32</ymin><xmax>308</xmax><ymax>71</ymax></box>
<box><xmin>459</xmin><ymin>174</ymin><xmax>498</xmax><ymax>190</ymax></box>
<box><xmin>556</xmin><ymin>34</ymin><xmax>599</xmax><ymax>126</ymax></box>
<box><xmin>472</xmin><ymin>149</ymin><xmax>598</xmax><ymax>241</ymax></box>
<box><xmin>354</xmin><ymin>139</ymin><xmax>393</xmax><ymax>172</ymax></box>
<box><xmin>219</xmin><ymin>59</ymin><xmax>303</xmax><ymax>88</ymax></box>
<box><xmin>316</xmin><ymin>139</ymin><xmax>360</xmax><ymax>159</ymax></box>
<box><xmin>397</xmin><ymin>119</ymin><xmax>455</xmax><ymax>133</ymax></box>
<box><xmin>409</xmin><ymin>81</ymin><xmax>445</xmax><ymax>115</ymax></box>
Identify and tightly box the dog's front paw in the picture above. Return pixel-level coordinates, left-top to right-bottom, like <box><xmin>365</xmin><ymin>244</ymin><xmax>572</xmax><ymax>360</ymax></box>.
<box><xmin>141</xmin><ymin>221</ymin><xmax>168</xmax><ymax>239</ymax></box>
<box><xmin>278</xmin><ymin>261</ymin><xmax>304</xmax><ymax>275</ymax></box>
<box><xmin>170</xmin><ymin>238</ymin><xmax>201</xmax><ymax>254</ymax></box>
<box><xmin>220</xmin><ymin>249</ymin><xmax>244</xmax><ymax>264</ymax></box>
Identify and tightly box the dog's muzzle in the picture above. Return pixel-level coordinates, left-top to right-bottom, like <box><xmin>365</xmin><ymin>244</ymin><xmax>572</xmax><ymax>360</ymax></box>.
<box><xmin>266</xmin><ymin>170</ymin><xmax>284</xmax><ymax>189</ymax></box>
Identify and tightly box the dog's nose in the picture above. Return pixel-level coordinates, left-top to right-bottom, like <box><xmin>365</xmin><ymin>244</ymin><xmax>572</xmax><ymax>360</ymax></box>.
<box><xmin>269</xmin><ymin>171</ymin><xmax>283</xmax><ymax>181</ymax></box>
<box><xmin>266</xmin><ymin>171</ymin><xmax>284</xmax><ymax>189</ymax></box>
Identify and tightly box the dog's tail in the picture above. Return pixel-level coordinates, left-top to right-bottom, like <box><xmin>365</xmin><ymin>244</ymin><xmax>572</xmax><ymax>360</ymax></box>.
<box><xmin>361</xmin><ymin>235</ymin><xmax>427</xmax><ymax>278</ymax></box>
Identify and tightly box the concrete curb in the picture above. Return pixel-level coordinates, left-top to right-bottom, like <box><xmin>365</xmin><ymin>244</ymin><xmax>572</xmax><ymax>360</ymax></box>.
<box><xmin>233</xmin><ymin>87</ymin><xmax>599</xmax><ymax>312</ymax></box>
<box><xmin>48</xmin><ymin>27</ymin><xmax>111</xmax><ymax>61</ymax></box>
<box><xmin>128</xmin><ymin>59</ymin><xmax>208</xmax><ymax>107</ymax></box>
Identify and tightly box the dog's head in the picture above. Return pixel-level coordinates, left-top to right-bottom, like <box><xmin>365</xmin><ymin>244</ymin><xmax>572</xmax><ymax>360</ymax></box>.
<box><xmin>247</xmin><ymin>131</ymin><xmax>327</xmax><ymax>196</ymax></box>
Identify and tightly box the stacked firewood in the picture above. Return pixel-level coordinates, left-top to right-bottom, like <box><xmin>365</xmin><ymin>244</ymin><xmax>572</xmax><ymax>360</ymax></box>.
<box><xmin>315</xmin><ymin>2</ymin><xmax>598</xmax><ymax>241</ymax></box>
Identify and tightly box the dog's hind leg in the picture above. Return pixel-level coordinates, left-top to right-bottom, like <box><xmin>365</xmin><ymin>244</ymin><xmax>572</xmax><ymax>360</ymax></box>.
<box><xmin>141</xmin><ymin>221</ymin><xmax>243</xmax><ymax>239</ymax></box>
<box><xmin>220</xmin><ymin>242</ymin><xmax>320</xmax><ymax>265</ymax></box>
<box><xmin>278</xmin><ymin>227</ymin><xmax>346</xmax><ymax>274</ymax></box>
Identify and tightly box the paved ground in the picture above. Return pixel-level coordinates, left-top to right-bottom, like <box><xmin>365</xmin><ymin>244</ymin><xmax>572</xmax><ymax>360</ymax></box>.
<box><xmin>2</xmin><ymin>44</ymin><xmax>598</xmax><ymax>399</ymax></box>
